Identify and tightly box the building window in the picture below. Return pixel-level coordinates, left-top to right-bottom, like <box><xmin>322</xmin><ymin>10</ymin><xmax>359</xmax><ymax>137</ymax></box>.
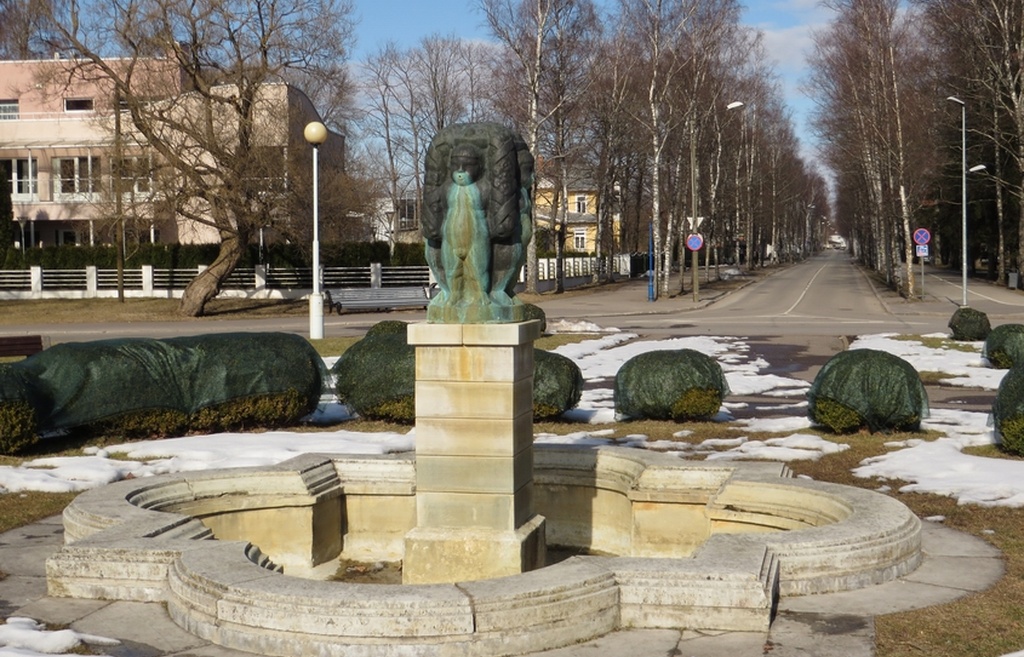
<box><xmin>113</xmin><ymin>156</ymin><xmax>152</xmax><ymax>196</ymax></box>
<box><xmin>575</xmin><ymin>195</ymin><xmax>588</xmax><ymax>214</ymax></box>
<box><xmin>1</xmin><ymin>158</ymin><xmax>38</xmax><ymax>198</ymax></box>
<box><xmin>64</xmin><ymin>98</ymin><xmax>95</xmax><ymax>112</ymax></box>
<box><xmin>53</xmin><ymin>155</ymin><xmax>101</xmax><ymax>199</ymax></box>
<box><xmin>573</xmin><ymin>228</ymin><xmax>587</xmax><ymax>251</ymax></box>
<box><xmin>397</xmin><ymin>198</ymin><xmax>418</xmax><ymax>231</ymax></box>
<box><xmin>0</xmin><ymin>100</ymin><xmax>18</xmax><ymax>120</ymax></box>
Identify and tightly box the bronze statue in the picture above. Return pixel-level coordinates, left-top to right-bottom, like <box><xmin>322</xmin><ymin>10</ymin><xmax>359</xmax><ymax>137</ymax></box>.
<box><xmin>422</xmin><ymin>123</ymin><xmax>534</xmax><ymax>324</ymax></box>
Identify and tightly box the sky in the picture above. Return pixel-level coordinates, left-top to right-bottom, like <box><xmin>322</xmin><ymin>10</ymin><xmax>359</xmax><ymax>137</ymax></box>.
<box><xmin>3</xmin><ymin>322</ymin><xmax>1024</xmax><ymax>655</ymax></box>
<box><xmin>349</xmin><ymin>0</ymin><xmax>835</xmax><ymax>167</ymax></box>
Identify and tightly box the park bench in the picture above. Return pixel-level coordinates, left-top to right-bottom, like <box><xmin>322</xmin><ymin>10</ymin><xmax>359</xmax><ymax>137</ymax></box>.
<box><xmin>324</xmin><ymin>286</ymin><xmax>434</xmax><ymax>314</ymax></box>
<box><xmin>0</xmin><ymin>335</ymin><xmax>48</xmax><ymax>359</ymax></box>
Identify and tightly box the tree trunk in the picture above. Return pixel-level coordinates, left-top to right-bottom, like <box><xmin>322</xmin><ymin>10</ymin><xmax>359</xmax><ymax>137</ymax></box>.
<box><xmin>178</xmin><ymin>229</ymin><xmax>248</xmax><ymax>317</ymax></box>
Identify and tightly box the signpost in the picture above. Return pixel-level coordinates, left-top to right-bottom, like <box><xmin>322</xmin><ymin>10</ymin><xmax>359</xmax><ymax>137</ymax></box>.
<box><xmin>687</xmin><ymin>217</ymin><xmax>705</xmax><ymax>302</ymax></box>
<box><xmin>913</xmin><ymin>228</ymin><xmax>931</xmax><ymax>298</ymax></box>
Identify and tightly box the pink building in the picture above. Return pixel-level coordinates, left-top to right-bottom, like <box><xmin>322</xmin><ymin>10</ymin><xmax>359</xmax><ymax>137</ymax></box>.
<box><xmin>0</xmin><ymin>56</ymin><xmax>342</xmax><ymax>249</ymax></box>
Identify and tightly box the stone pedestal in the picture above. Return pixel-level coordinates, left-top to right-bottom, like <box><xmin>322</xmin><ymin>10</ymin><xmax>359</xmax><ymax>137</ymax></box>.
<box><xmin>403</xmin><ymin>321</ymin><xmax>546</xmax><ymax>584</ymax></box>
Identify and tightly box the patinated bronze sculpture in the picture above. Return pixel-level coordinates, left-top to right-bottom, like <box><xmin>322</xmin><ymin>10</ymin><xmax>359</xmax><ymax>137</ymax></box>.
<box><xmin>422</xmin><ymin>122</ymin><xmax>534</xmax><ymax>323</ymax></box>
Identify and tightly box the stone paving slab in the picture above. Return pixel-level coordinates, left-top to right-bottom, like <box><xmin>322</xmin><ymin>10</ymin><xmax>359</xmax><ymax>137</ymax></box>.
<box><xmin>677</xmin><ymin>630</ymin><xmax>770</xmax><ymax>656</ymax></box>
<box><xmin>779</xmin><ymin>521</ymin><xmax>1003</xmax><ymax>618</ymax></box>
<box><xmin>70</xmin><ymin>600</ymin><xmax>209</xmax><ymax>655</ymax></box>
<box><xmin>528</xmin><ymin>629</ymin><xmax>683</xmax><ymax>656</ymax></box>
<box><xmin>768</xmin><ymin>612</ymin><xmax>874</xmax><ymax>657</ymax></box>
<box><xmin>0</xmin><ymin>575</ymin><xmax>48</xmax><ymax>615</ymax></box>
<box><xmin>13</xmin><ymin>595</ymin><xmax>110</xmax><ymax>626</ymax></box>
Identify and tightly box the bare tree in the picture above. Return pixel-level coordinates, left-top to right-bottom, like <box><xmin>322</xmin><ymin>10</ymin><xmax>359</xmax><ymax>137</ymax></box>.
<box><xmin>480</xmin><ymin>0</ymin><xmax>598</xmax><ymax>293</ymax></box>
<box><xmin>919</xmin><ymin>0</ymin><xmax>1024</xmax><ymax>283</ymax></box>
<box><xmin>356</xmin><ymin>36</ymin><xmax>492</xmax><ymax>250</ymax></box>
<box><xmin>809</xmin><ymin>0</ymin><xmax>938</xmax><ymax>297</ymax></box>
<box><xmin>0</xmin><ymin>0</ymin><xmax>62</xmax><ymax>59</ymax></box>
<box><xmin>40</xmin><ymin>0</ymin><xmax>355</xmax><ymax>316</ymax></box>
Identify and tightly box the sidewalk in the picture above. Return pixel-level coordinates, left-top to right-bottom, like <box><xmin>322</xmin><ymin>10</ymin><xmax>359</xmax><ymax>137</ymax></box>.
<box><xmin>0</xmin><ymin>516</ymin><xmax>1002</xmax><ymax>657</ymax></box>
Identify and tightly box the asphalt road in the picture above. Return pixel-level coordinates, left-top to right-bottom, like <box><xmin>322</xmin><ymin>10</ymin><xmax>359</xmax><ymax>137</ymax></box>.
<box><xmin>4</xmin><ymin>250</ymin><xmax>1023</xmax><ymax>347</ymax></box>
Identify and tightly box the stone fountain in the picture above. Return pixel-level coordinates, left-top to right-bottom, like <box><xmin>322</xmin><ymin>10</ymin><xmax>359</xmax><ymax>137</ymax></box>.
<box><xmin>44</xmin><ymin>123</ymin><xmax>923</xmax><ymax>656</ymax></box>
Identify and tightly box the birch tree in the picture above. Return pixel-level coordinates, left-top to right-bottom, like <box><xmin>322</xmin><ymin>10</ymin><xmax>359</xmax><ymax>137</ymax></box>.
<box><xmin>481</xmin><ymin>0</ymin><xmax>599</xmax><ymax>293</ymax></box>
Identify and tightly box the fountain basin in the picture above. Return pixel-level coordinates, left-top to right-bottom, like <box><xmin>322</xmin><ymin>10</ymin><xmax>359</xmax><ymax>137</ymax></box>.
<box><xmin>46</xmin><ymin>445</ymin><xmax>921</xmax><ymax>656</ymax></box>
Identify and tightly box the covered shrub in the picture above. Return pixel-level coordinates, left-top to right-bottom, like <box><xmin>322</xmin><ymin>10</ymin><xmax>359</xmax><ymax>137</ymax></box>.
<box><xmin>948</xmin><ymin>306</ymin><xmax>991</xmax><ymax>341</ymax></box>
<box><xmin>808</xmin><ymin>349</ymin><xmax>928</xmax><ymax>433</ymax></box>
<box><xmin>333</xmin><ymin>322</ymin><xmax>416</xmax><ymax>423</ymax></box>
<box><xmin>533</xmin><ymin>349</ymin><xmax>583</xmax><ymax>419</ymax></box>
<box><xmin>332</xmin><ymin>321</ymin><xmax>582</xmax><ymax>423</ymax></box>
<box><xmin>0</xmin><ymin>365</ymin><xmax>43</xmax><ymax>454</ymax></box>
<box><xmin>992</xmin><ymin>365</ymin><xmax>1024</xmax><ymax>455</ymax></box>
<box><xmin>522</xmin><ymin>303</ymin><xmax>547</xmax><ymax>333</ymax></box>
<box><xmin>613</xmin><ymin>349</ymin><xmax>728</xmax><ymax>421</ymax></box>
<box><xmin>2</xmin><ymin>332</ymin><xmax>324</xmax><ymax>447</ymax></box>
<box><xmin>984</xmin><ymin>324</ymin><xmax>1024</xmax><ymax>369</ymax></box>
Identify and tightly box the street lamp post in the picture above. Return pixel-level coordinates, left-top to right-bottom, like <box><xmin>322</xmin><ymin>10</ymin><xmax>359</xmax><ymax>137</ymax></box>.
<box><xmin>304</xmin><ymin>121</ymin><xmax>328</xmax><ymax>340</ymax></box>
<box><xmin>947</xmin><ymin>96</ymin><xmax>969</xmax><ymax>307</ymax></box>
<box><xmin>727</xmin><ymin>101</ymin><xmax>744</xmax><ymax>266</ymax></box>
<box><xmin>689</xmin><ymin>121</ymin><xmax>700</xmax><ymax>302</ymax></box>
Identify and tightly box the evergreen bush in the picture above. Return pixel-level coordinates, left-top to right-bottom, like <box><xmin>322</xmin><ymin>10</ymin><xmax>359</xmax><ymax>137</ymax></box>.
<box><xmin>808</xmin><ymin>349</ymin><xmax>928</xmax><ymax>433</ymax></box>
<box><xmin>333</xmin><ymin>322</ymin><xmax>416</xmax><ymax>423</ymax></box>
<box><xmin>391</xmin><ymin>242</ymin><xmax>428</xmax><ymax>266</ymax></box>
<box><xmin>984</xmin><ymin>324</ymin><xmax>1024</xmax><ymax>369</ymax></box>
<box><xmin>613</xmin><ymin>349</ymin><xmax>729</xmax><ymax>421</ymax></box>
<box><xmin>993</xmin><ymin>365</ymin><xmax>1024</xmax><ymax>455</ymax></box>
<box><xmin>6</xmin><ymin>333</ymin><xmax>323</xmax><ymax>442</ymax></box>
<box><xmin>948</xmin><ymin>306</ymin><xmax>991</xmax><ymax>341</ymax></box>
<box><xmin>533</xmin><ymin>349</ymin><xmax>583</xmax><ymax>419</ymax></box>
<box><xmin>523</xmin><ymin>303</ymin><xmax>547</xmax><ymax>333</ymax></box>
<box><xmin>0</xmin><ymin>365</ymin><xmax>42</xmax><ymax>455</ymax></box>
<box><xmin>332</xmin><ymin>321</ymin><xmax>585</xmax><ymax>423</ymax></box>
<box><xmin>0</xmin><ymin>400</ymin><xmax>37</xmax><ymax>455</ymax></box>
<box><xmin>4</xmin><ymin>240</ymin><xmax>426</xmax><ymax>270</ymax></box>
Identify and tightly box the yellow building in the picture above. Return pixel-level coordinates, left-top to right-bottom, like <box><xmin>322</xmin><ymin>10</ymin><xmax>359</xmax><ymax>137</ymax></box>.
<box><xmin>534</xmin><ymin>177</ymin><xmax>608</xmax><ymax>254</ymax></box>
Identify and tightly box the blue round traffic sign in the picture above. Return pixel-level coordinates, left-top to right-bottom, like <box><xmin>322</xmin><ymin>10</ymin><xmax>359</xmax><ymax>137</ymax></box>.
<box><xmin>913</xmin><ymin>228</ymin><xmax>931</xmax><ymax>245</ymax></box>
<box><xmin>686</xmin><ymin>234</ymin><xmax>704</xmax><ymax>251</ymax></box>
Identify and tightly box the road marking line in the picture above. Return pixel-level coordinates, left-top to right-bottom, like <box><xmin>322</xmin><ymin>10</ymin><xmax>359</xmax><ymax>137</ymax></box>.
<box><xmin>783</xmin><ymin>264</ymin><xmax>828</xmax><ymax>315</ymax></box>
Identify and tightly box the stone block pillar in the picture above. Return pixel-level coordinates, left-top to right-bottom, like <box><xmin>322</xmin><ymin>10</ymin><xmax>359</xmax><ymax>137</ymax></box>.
<box><xmin>403</xmin><ymin>321</ymin><xmax>546</xmax><ymax>584</ymax></box>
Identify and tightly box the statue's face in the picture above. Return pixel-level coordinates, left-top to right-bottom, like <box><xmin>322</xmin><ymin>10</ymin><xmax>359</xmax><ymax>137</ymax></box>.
<box><xmin>451</xmin><ymin>149</ymin><xmax>481</xmax><ymax>186</ymax></box>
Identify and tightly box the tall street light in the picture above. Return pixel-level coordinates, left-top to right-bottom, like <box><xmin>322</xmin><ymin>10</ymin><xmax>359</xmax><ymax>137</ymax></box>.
<box><xmin>727</xmin><ymin>101</ymin><xmax>744</xmax><ymax>267</ymax></box>
<box><xmin>304</xmin><ymin>121</ymin><xmax>328</xmax><ymax>340</ymax></box>
<box><xmin>946</xmin><ymin>96</ymin><xmax>969</xmax><ymax>307</ymax></box>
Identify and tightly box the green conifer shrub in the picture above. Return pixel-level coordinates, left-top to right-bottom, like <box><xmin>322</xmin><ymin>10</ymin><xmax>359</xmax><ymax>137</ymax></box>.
<box><xmin>808</xmin><ymin>349</ymin><xmax>928</xmax><ymax>433</ymax></box>
<box><xmin>533</xmin><ymin>349</ymin><xmax>583</xmax><ymax>419</ymax></box>
<box><xmin>613</xmin><ymin>349</ymin><xmax>729</xmax><ymax>422</ymax></box>
<box><xmin>993</xmin><ymin>365</ymin><xmax>1024</xmax><ymax>455</ymax></box>
<box><xmin>984</xmin><ymin>324</ymin><xmax>1024</xmax><ymax>369</ymax></box>
<box><xmin>948</xmin><ymin>306</ymin><xmax>991</xmax><ymax>341</ymax></box>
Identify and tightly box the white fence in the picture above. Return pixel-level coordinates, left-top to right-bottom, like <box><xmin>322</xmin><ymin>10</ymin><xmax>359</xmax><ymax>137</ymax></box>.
<box><xmin>0</xmin><ymin>256</ymin><xmax>620</xmax><ymax>300</ymax></box>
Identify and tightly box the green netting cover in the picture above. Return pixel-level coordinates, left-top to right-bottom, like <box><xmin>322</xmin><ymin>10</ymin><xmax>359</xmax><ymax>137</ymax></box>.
<box><xmin>332</xmin><ymin>324</ymin><xmax>415</xmax><ymax>423</ymax></box>
<box><xmin>949</xmin><ymin>306</ymin><xmax>991</xmax><ymax>341</ymax></box>
<box><xmin>534</xmin><ymin>349</ymin><xmax>583</xmax><ymax>419</ymax></box>
<box><xmin>0</xmin><ymin>362</ymin><xmax>50</xmax><ymax>417</ymax></box>
<box><xmin>12</xmin><ymin>332</ymin><xmax>325</xmax><ymax>433</ymax></box>
<box><xmin>992</xmin><ymin>365</ymin><xmax>1024</xmax><ymax>454</ymax></box>
<box><xmin>614</xmin><ymin>349</ymin><xmax>729</xmax><ymax>421</ymax></box>
<box><xmin>331</xmin><ymin>321</ymin><xmax>580</xmax><ymax>423</ymax></box>
<box><xmin>808</xmin><ymin>349</ymin><xmax>929</xmax><ymax>433</ymax></box>
<box><xmin>984</xmin><ymin>324</ymin><xmax>1024</xmax><ymax>369</ymax></box>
